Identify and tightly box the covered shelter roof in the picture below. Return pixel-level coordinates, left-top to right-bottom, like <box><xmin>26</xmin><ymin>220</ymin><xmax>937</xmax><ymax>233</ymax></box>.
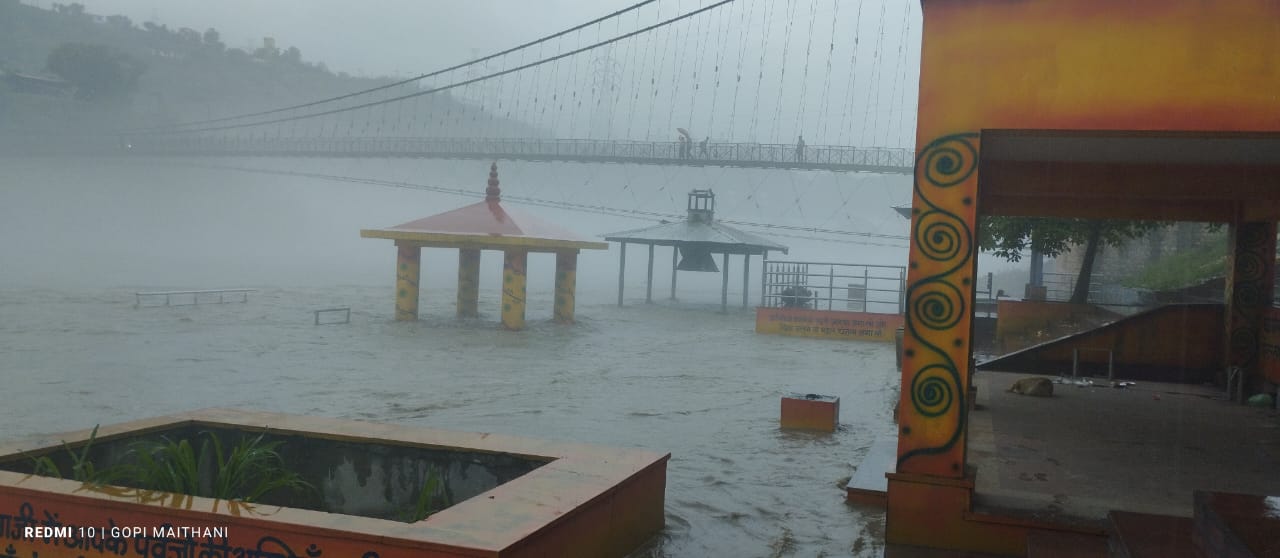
<box><xmin>602</xmin><ymin>190</ymin><xmax>788</xmax><ymax>255</ymax></box>
<box><xmin>360</xmin><ymin>163</ymin><xmax>608</xmax><ymax>252</ymax></box>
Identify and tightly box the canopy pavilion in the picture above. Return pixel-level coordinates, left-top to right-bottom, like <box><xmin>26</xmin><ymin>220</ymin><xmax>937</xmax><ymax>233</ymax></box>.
<box><xmin>604</xmin><ymin>190</ymin><xmax>787</xmax><ymax>312</ymax></box>
<box><xmin>361</xmin><ymin>163</ymin><xmax>608</xmax><ymax>330</ymax></box>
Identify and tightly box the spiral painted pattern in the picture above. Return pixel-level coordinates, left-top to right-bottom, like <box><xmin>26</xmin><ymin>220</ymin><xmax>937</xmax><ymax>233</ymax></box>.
<box><xmin>914</xmin><ymin>210</ymin><xmax>970</xmax><ymax>263</ymax></box>
<box><xmin>911</xmin><ymin>364</ymin><xmax>957</xmax><ymax>418</ymax></box>
<box><xmin>1234</xmin><ymin>282</ymin><xmax>1264</xmax><ymax>309</ymax></box>
<box><xmin>1230</xmin><ymin>328</ymin><xmax>1258</xmax><ymax>365</ymax></box>
<box><xmin>912</xmin><ymin>282</ymin><xmax>965</xmax><ymax>331</ymax></box>
<box><xmin>918</xmin><ymin>135</ymin><xmax>978</xmax><ymax>188</ymax></box>
<box><xmin>1239</xmin><ymin>223</ymin><xmax>1270</xmax><ymax>249</ymax></box>
<box><xmin>1235</xmin><ymin>252</ymin><xmax>1264</xmax><ymax>280</ymax></box>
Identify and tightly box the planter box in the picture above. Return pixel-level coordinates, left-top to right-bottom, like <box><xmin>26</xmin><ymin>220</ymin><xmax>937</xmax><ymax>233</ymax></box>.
<box><xmin>780</xmin><ymin>394</ymin><xmax>840</xmax><ymax>432</ymax></box>
<box><xmin>0</xmin><ymin>409</ymin><xmax>669</xmax><ymax>558</ymax></box>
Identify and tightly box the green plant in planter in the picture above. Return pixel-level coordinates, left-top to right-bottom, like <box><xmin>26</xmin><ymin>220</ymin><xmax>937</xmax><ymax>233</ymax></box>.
<box><xmin>26</xmin><ymin>424</ymin><xmax>125</xmax><ymax>486</ymax></box>
<box><xmin>401</xmin><ymin>467</ymin><xmax>450</xmax><ymax>523</ymax></box>
<box><xmin>125</xmin><ymin>431</ymin><xmax>313</xmax><ymax>502</ymax></box>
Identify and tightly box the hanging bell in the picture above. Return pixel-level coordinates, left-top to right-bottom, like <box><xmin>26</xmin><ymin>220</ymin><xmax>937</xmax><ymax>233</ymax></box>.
<box><xmin>676</xmin><ymin>245</ymin><xmax>720</xmax><ymax>272</ymax></box>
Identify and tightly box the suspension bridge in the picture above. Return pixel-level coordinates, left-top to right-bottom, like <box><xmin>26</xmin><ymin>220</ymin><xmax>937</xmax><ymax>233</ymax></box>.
<box><xmin>10</xmin><ymin>0</ymin><xmax>923</xmax><ymax>245</ymax></box>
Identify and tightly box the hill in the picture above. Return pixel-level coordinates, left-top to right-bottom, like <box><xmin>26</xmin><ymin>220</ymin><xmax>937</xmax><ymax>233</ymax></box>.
<box><xmin>0</xmin><ymin>0</ymin><xmax>543</xmax><ymax>138</ymax></box>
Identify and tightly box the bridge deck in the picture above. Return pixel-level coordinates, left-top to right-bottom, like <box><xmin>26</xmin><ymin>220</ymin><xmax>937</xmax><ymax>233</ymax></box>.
<box><xmin>113</xmin><ymin>137</ymin><xmax>917</xmax><ymax>173</ymax></box>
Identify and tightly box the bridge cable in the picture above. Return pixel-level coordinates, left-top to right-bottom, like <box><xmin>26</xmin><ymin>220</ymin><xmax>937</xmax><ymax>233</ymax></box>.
<box><xmin>703</xmin><ymin>0</ymin><xmax>734</xmax><ymax>139</ymax></box>
<box><xmin>769</xmin><ymin>0</ymin><xmax>799</xmax><ymax>143</ymax></box>
<box><xmin>863</xmin><ymin>0</ymin><xmax>888</xmax><ymax>146</ymax></box>
<box><xmin>748</xmin><ymin>0</ymin><xmax>775</xmax><ymax>141</ymax></box>
<box><xmin>837</xmin><ymin>0</ymin><xmax>865</xmax><ymax>147</ymax></box>
<box><xmin>123</xmin><ymin>0</ymin><xmax>665</xmax><ymax>133</ymax></box>
<box><xmin>794</xmin><ymin>0</ymin><xmax>819</xmax><ymax>141</ymax></box>
<box><xmin>725</xmin><ymin>0</ymin><xmax>755</xmax><ymax>140</ymax></box>
<box><xmin>815</xmin><ymin>0</ymin><xmax>840</xmax><ymax>143</ymax></box>
<box><xmin>881</xmin><ymin>0</ymin><xmax>912</xmax><ymax>148</ymax></box>
<box><xmin>891</xmin><ymin>1</ymin><xmax>916</xmax><ymax>148</ymax></box>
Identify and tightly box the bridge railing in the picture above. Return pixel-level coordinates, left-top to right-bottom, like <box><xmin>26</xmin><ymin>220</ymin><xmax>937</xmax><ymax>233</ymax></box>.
<box><xmin>118</xmin><ymin>135</ymin><xmax>915</xmax><ymax>172</ymax></box>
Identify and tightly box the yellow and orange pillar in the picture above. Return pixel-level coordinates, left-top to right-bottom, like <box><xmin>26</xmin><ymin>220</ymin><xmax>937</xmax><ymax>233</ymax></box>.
<box><xmin>502</xmin><ymin>250</ymin><xmax>528</xmax><ymax>330</ymax></box>
<box><xmin>555</xmin><ymin>251</ymin><xmax>578</xmax><ymax>324</ymax></box>
<box><xmin>395</xmin><ymin>244</ymin><xmax>421</xmax><ymax>321</ymax></box>
<box><xmin>458</xmin><ymin>249</ymin><xmax>480</xmax><ymax>318</ymax></box>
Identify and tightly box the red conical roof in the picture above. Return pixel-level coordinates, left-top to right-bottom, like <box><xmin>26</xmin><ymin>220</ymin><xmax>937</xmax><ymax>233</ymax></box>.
<box><xmin>361</xmin><ymin>163</ymin><xmax>608</xmax><ymax>251</ymax></box>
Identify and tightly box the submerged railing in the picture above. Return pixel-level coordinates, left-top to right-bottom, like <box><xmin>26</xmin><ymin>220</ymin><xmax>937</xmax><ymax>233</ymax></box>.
<box><xmin>761</xmin><ymin>260</ymin><xmax>907</xmax><ymax>314</ymax></box>
<box><xmin>134</xmin><ymin>288</ymin><xmax>256</xmax><ymax>308</ymax></box>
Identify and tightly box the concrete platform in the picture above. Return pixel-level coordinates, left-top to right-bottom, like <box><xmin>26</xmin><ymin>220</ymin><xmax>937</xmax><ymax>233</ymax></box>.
<box><xmin>968</xmin><ymin>371</ymin><xmax>1280</xmax><ymax>523</ymax></box>
<box><xmin>847</xmin><ymin>436</ymin><xmax>897</xmax><ymax>506</ymax></box>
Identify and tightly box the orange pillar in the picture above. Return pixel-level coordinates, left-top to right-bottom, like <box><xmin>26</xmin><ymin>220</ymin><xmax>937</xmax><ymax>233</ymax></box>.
<box><xmin>458</xmin><ymin>249</ymin><xmax>480</xmax><ymax>318</ymax></box>
<box><xmin>896</xmin><ymin>133</ymin><xmax>980</xmax><ymax>479</ymax></box>
<box><xmin>395</xmin><ymin>245</ymin><xmax>420</xmax><ymax>321</ymax></box>
<box><xmin>1225</xmin><ymin>221</ymin><xmax>1276</xmax><ymax>395</ymax></box>
<box><xmin>502</xmin><ymin>250</ymin><xmax>527</xmax><ymax>330</ymax></box>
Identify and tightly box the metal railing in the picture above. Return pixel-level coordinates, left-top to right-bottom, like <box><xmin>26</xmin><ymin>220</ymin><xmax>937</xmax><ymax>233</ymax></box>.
<box><xmin>135</xmin><ymin>288</ymin><xmax>256</xmax><ymax>308</ymax></box>
<box><xmin>101</xmin><ymin>135</ymin><xmax>916</xmax><ymax>174</ymax></box>
<box><xmin>313</xmin><ymin>307</ymin><xmax>351</xmax><ymax>325</ymax></box>
<box><xmin>761</xmin><ymin>261</ymin><xmax>907</xmax><ymax>314</ymax></box>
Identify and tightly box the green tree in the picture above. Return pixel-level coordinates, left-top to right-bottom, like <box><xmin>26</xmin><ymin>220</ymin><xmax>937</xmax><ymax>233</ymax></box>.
<box><xmin>978</xmin><ymin>217</ymin><xmax>1163</xmax><ymax>304</ymax></box>
<box><xmin>45</xmin><ymin>42</ymin><xmax>145</xmax><ymax>102</ymax></box>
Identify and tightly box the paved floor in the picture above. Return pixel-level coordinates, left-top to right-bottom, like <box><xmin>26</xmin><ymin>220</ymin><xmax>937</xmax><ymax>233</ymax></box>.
<box><xmin>967</xmin><ymin>371</ymin><xmax>1280</xmax><ymax>523</ymax></box>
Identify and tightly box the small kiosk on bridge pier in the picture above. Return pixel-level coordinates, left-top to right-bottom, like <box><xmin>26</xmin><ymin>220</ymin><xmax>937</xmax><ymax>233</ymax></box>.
<box><xmin>361</xmin><ymin>163</ymin><xmax>607</xmax><ymax>330</ymax></box>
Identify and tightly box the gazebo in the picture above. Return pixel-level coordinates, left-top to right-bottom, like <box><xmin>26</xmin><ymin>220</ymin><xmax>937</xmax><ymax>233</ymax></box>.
<box><xmin>361</xmin><ymin>163</ymin><xmax>608</xmax><ymax>330</ymax></box>
<box><xmin>604</xmin><ymin>190</ymin><xmax>787</xmax><ymax>312</ymax></box>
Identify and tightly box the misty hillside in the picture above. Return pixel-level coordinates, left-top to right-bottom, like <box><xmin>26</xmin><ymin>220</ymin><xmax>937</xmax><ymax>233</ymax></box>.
<box><xmin>0</xmin><ymin>0</ymin><xmax>545</xmax><ymax>137</ymax></box>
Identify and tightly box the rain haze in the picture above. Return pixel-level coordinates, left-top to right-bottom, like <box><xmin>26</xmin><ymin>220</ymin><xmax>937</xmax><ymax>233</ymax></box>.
<box><xmin>0</xmin><ymin>0</ymin><xmax>1005</xmax><ymax>555</ymax></box>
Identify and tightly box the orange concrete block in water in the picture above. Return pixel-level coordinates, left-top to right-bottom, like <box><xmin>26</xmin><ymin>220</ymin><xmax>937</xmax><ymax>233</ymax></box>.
<box><xmin>780</xmin><ymin>393</ymin><xmax>839</xmax><ymax>432</ymax></box>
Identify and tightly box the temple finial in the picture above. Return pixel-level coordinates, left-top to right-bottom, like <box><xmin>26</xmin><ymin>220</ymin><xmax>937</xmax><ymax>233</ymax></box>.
<box><xmin>486</xmin><ymin>162</ymin><xmax>501</xmax><ymax>201</ymax></box>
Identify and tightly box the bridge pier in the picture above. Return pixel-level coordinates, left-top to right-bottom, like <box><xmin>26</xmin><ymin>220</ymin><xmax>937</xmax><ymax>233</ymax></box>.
<box><xmin>395</xmin><ymin>244</ymin><xmax>420</xmax><ymax>321</ymax></box>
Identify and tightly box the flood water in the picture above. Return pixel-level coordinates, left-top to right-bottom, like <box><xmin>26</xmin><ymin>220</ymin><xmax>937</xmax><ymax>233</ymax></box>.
<box><xmin>1</xmin><ymin>158</ymin><xmax>903</xmax><ymax>557</ymax></box>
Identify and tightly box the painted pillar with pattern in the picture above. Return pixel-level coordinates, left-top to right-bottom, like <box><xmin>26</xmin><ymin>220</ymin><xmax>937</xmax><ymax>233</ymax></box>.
<box><xmin>395</xmin><ymin>244</ymin><xmax>421</xmax><ymax>321</ymax></box>
<box><xmin>502</xmin><ymin>250</ymin><xmax>528</xmax><ymax>330</ymax></box>
<box><xmin>896</xmin><ymin>134</ymin><xmax>981</xmax><ymax>478</ymax></box>
<box><xmin>555</xmin><ymin>251</ymin><xmax>578</xmax><ymax>324</ymax></box>
<box><xmin>1225</xmin><ymin>221</ymin><xmax>1277</xmax><ymax>393</ymax></box>
<box><xmin>458</xmin><ymin>249</ymin><xmax>481</xmax><ymax>318</ymax></box>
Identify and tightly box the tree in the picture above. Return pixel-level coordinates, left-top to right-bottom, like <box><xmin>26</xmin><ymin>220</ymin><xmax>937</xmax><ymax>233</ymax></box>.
<box><xmin>106</xmin><ymin>14</ymin><xmax>132</xmax><ymax>29</ymax></box>
<box><xmin>203</xmin><ymin>28</ymin><xmax>224</xmax><ymax>51</ymax></box>
<box><xmin>978</xmin><ymin>217</ymin><xmax>1163</xmax><ymax>304</ymax></box>
<box><xmin>46</xmin><ymin>42</ymin><xmax>146</xmax><ymax>102</ymax></box>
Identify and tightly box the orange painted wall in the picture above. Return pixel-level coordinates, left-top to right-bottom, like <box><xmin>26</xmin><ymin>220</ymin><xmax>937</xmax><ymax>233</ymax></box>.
<box><xmin>756</xmin><ymin>308</ymin><xmax>903</xmax><ymax>342</ymax></box>
<box><xmin>919</xmin><ymin>0</ymin><xmax>1280</xmax><ymax>135</ymax></box>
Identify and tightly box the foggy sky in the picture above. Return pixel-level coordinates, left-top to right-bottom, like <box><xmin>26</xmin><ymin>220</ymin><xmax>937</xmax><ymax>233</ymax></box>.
<box><xmin>51</xmin><ymin>0</ymin><xmax>924</xmax><ymax>148</ymax></box>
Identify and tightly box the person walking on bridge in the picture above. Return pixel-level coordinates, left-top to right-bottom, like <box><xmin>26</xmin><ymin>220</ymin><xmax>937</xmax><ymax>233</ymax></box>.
<box><xmin>700</xmin><ymin>136</ymin><xmax>709</xmax><ymax>158</ymax></box>
<box><xmin>795</xmin><ymin>135</ymin><xmax>806</xmax><ymax>163</ymax></box>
